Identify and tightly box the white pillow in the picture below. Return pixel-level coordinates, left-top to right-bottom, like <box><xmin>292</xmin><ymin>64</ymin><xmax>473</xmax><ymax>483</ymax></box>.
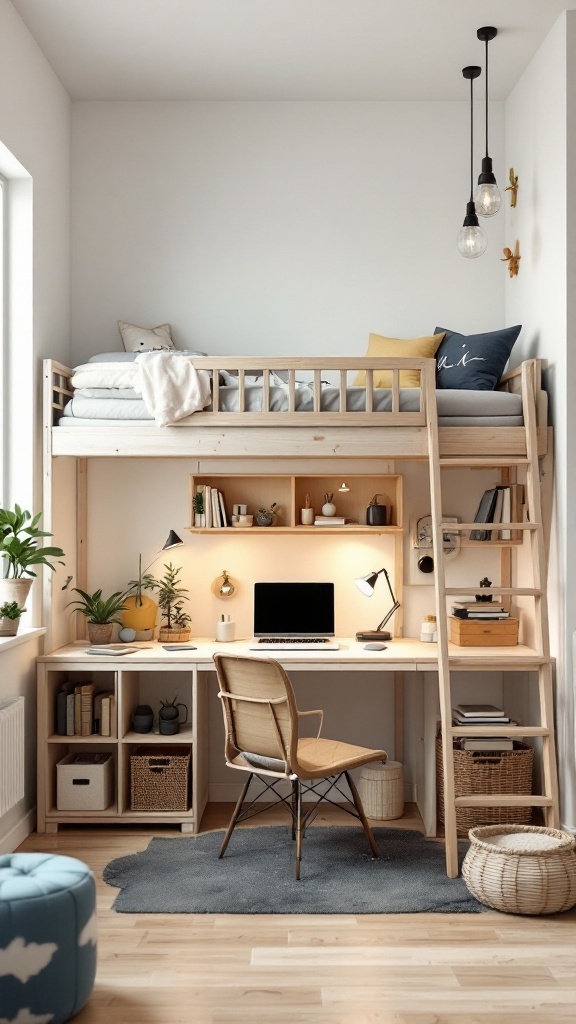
<box><xmin>118</xmin><ymin>320</ymin><xmax>175</xmax><ymax>352</ymax></box>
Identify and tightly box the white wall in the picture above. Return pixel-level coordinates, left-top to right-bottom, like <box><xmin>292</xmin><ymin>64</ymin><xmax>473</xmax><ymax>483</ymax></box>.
<box><xmin>71</xmin><ymin>100</ymin><xmax>504</xmax><ymax>362</ymax></box>
<box><xmin>0</xmin><ymin>0</ymin><xmax>71</xmax><ymax>848</ymax></box>
<box><xmin>505</xmin><ymin>11</ymin><xmax>576</xmax><ymax>831</ymax></box>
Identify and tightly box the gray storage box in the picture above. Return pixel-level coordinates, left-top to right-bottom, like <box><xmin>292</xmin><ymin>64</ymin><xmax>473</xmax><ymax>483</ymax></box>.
<box><xmin>56</xmin><ymin>752</ymin><xmax>114</xmax><ymax>810</ymax></box>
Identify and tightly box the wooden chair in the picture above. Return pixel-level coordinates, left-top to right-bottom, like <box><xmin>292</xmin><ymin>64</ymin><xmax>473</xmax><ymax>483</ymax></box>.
<box><xmin>213</xmin><ymin>653</ymin><xmax>387</xmax><ymax>879</ymax></box>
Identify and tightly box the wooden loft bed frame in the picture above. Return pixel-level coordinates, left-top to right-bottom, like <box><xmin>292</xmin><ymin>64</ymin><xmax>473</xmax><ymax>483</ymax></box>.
<box><xmin>44</xmin><ymin>356</ymin><xmax>548</xmax><ymax>460</ymax></box>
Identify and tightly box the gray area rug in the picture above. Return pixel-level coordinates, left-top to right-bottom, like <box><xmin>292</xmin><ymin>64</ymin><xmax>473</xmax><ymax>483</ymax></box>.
<box><xmin>104</xmin><ymin>826</ymin><xmax>482</xmax><ymax>914</ymax></box>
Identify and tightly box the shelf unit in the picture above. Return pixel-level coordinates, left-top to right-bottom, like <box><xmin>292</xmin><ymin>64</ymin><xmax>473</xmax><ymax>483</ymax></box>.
<box><xmin>37</xmin><ymin>660</ymin><xmax>208</xmax><ymax>833</ymax></box>
<box><xmin>187</xmin><ymin>472</ymin><xmax>402</xmax><ymax>534</ymax></box>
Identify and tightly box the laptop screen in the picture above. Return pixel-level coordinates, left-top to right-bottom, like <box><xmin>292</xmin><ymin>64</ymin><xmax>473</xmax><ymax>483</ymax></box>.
<box><xmin>253</xmin><ymin>582</ymin><xmax>335</xmax><ymax>637</ymax></box>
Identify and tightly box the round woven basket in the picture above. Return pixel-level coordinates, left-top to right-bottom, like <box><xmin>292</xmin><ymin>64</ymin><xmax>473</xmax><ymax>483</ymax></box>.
<box><xmin>462</xmin><ymin>824</ymin><xmax>576</xmax><ymax>915</ymax></box>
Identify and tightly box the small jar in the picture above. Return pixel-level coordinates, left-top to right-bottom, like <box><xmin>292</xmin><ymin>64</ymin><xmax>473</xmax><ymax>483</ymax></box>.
<box><xmin>420</xmin><ymin>614</ymin><xmax>437</xmax><ymax>642</ymax></box>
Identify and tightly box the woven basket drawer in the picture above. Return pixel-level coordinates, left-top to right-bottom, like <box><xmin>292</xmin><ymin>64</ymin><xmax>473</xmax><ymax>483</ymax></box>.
<box><xmin>130</xmin><ymin>747</ymin><xmax>191</xmax><ymax>811</ymax></box>
<box><xmin>436</xmin><ymin>736</ymin><xmax>534</xmax><ymax>836</ymax></box>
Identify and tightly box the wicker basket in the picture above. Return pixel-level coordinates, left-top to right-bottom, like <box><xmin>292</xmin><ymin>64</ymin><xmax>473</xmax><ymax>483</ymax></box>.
<box><xmin>436</xmin><ymin>736</ymin><xmax>533</xmax><ymax>836</ymax></box>
<box><xmin>130</xmin><ymin>747</ymin><xmax>191</xmax><ymax>811</ymax></box>
<box><xmin>463</xmin><ymin>824</ymin><xmax>576</xmax><ymax>915</ymax></box>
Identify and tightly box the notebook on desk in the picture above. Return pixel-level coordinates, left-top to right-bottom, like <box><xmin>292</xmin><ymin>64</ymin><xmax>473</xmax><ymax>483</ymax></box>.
<box><xmin>248</xmin><ymin>582</ymin><xmax>340</xmax><ymax>651</ymax></box>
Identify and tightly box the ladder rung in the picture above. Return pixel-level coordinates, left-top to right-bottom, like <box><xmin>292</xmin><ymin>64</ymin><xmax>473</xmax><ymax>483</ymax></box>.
<box><xmin>445</xmin><ymin>587</ymin><xmax>541</xmax><ymax>596</ymax></box>
<box><xmin>455</xmin><ymin>795</ymin><xmax>554</xmax><ymax>808</ymax></box>
<box><xmin>439</xmin><ymin>457</ymin><xmax>530</xmax><ymax>467</ymax></box>
<box><xmin>440</xmin><ymin>522</ymin><xmax>539</xmax><ymax>532</ymax></box>
<box><xmin>451</xmin><ymin>726</ymin><xmax>549</xmax><ymax>738</ymax></box>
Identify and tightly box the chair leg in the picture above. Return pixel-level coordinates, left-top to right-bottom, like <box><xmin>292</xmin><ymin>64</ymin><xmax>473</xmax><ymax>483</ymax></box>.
<box><xmin>291</xmin><ymin>778</ymin><xmax>297</xmax><ymax>840</ymax></box>
<box><xmin>294</xmin><ymin>779</ymin><xmax>303</xmax><ymax>880</ymax></box>
<box><xmin>219</xmin><ymin>773</ymin><xmax>253</xmax><ymax>859</ymax></box>
<box><xmin>345</xmin><ymin>771</ymin><xmax>379</xmax><ymax>860</ymax></box>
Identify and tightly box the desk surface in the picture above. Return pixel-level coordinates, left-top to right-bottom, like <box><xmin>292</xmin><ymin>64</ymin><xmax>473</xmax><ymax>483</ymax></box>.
<box><xmin>38</xmin><ymin>637</ymin><xmax>548</xmax><ymax>670</ymax></box>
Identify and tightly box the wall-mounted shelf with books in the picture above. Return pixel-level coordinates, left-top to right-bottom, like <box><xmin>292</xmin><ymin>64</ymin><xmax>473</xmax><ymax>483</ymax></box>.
<box><xmin>188</xmin><ymin>473</ymin><xmax>403</xmax><ymax>534</ymax></box>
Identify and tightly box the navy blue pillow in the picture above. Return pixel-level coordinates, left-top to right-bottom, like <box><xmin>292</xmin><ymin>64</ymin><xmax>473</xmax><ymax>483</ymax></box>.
<box><xmin>434</xmin><ymin>326</ymin><xmax>521</xmax><ymax>391</ymax></box>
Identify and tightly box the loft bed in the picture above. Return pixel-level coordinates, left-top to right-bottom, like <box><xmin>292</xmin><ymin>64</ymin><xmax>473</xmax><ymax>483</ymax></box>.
<box><xmin>44</xmin><ymin>356</ymin><xmax>548</xmax><ymax>460</ymax></box>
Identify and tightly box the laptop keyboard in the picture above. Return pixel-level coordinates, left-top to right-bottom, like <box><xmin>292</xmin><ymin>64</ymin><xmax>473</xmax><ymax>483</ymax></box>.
<box><xmin>249</xmin><ymin>638</ymin><xmax>340</xmax><ymax>651</ymax></box>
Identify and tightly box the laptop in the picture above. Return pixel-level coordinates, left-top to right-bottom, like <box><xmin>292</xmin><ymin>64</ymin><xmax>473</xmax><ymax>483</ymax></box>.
<box><xmin>248</xmin><ymin>582</ymin><xmax>340</xmax><ymax>651</ymax></box>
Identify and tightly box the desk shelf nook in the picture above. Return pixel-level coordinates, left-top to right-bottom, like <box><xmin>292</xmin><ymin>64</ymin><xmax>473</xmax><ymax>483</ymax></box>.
<box><xmin>41</xmin><ymin>354</ymin><xmax>559</xmax><ymax>876</ymax></box>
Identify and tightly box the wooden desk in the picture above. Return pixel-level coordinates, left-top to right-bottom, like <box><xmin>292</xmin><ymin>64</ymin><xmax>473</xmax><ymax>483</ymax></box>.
<box><xmin>37</xmin><ymin>639</ymin><xmax>544</xmax><ymax>835</ymax></box>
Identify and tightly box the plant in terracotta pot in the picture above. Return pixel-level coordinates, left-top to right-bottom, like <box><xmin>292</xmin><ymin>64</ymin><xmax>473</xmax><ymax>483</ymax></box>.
<box><xmin>152</xmin><ymin>563</ymin><xmax>192</xmax><ymax>642</ymax></box>
<box><xmin>0</xmin><ymin>504</ymin><xmax>65</xmax><ymax>608</ymax></box>
<box><xmin>67</xmin><ymin>588</ymin><xmax>128</xmax><ymax>645</ymax></box>
<box><xmin>0</xmin><ymin>601</ymin><xmax>24</xmax><ymax>637</ymax></box>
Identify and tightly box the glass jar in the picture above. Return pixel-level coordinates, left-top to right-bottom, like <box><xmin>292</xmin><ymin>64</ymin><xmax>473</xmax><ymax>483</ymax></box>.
<box><xmin>420</xmin><ymin>614</ymin><xmax>437</xmax><ymax>642</ymax></box>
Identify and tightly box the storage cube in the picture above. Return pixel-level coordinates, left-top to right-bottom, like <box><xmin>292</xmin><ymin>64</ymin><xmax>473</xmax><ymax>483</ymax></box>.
<box><xmin>449</xmin><ymin>615</ymin><xmax>519</xmax><ymax>647</ymax></box>
<box><xmin>56</xmin><ymin>752</ymin><xmax>114</xmax><ymax>810</ymax></box>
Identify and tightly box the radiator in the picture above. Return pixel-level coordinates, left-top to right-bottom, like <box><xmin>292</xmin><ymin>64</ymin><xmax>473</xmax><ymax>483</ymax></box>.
<box><xmin>0</xmin><ymin>697</ymin><xmax>25</xmax><ymax>816</ymax></box>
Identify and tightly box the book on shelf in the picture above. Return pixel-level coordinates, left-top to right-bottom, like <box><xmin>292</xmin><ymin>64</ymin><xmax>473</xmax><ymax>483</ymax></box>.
<box><xmin>453</xmin><ymin>712</ymin><xmax>515</xmax><ymax>725</ymax></box>
<box><xmin>314</xmin><ymin>516</ymin><xmax>347</xmax><ymax>525</ymax></box>
<box><xmin>65</xmin><ymin>693</ymin><xmax>75</xmax><ymax>736</ymax></box>
<box><xmin>500</xmin><ymin>486</ymin><xmax>511</xmax><ymax>540</ymax></box>
<box><xmin>211</xmin><ymin>488</ymin><xmax>222</xmax><ymax>527</ymax></box>
<box><xmin>56</xmin><ymin>681</ymin><xmax>75</xmax><ymax>735</ymax></box>
<box><xmin>204</xmin><ymin>485</ymin><xmax>212</xmax><ymax>528</ymax></box>
<box><xmin>469</xmin><ymin>487</ymin><xmax>499</xmax><ymax>541</ymax></box>
<box><xmin>452</xmin><ymin>599</ymin><xmax>503</xmax><ymax>610</ymax></box>
<box><xmin>100</xmin><ymin>693</ymin><xmax>114</xmax><ymax>737</ymax></box>
<box><xmin>218</xmin><ymin>490</ymin><xmax>228</xmax><ymax>527</ymax></box>
<box><xmin>452</xmin><ymin>608</ymin><xmax>509</xmax><ymax>619</ymax></box>
<box><xmin>460</xmin><ymin>737</ymin><xmax>514</xmax><ymax>752</ymax></box>
<box><xmin>454</xmin><ymin>703</ymin><xmax>506</xmax><ymax>717</ymax></box>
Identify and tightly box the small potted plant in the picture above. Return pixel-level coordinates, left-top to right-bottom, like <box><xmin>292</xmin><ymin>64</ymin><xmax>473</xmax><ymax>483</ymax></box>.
<box><xmin>0</xmin><ymin>601</ymin><xmax>24</xmax><ymax>637</ymax></box>
<box><xmin>122</xmin><ymin>554</ymin><xmax>159</xmax><ymax>638</ymax></box>
<box><xmin>67</xmin><ymin>588</ymin><xmax>128</xmax><ymax>645</ymax></box>
<box><xmin>192</xmin><ymin>491</ymin><xmax>205</xmax><ymax>528</ymax></box>
<box><xmin>256</xmin><ymin>502</ymin><xmax>278</xmax><ymax>527</ymax></box>
<box><xmin>152</xmin><ymin>563</ymin><xmax>192</xmax><ymax>642</ymax></box>
<box><xmin>0</xmin><ymin>504</ymin><xmax>65</xmax><ymax>608</ymax></box>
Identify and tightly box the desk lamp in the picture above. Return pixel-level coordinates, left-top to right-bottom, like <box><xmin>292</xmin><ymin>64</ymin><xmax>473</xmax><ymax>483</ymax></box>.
<box><xmin>354</xmin><ymin>566</ymin><xmax>400</xmax><ymax>642</ymax></box>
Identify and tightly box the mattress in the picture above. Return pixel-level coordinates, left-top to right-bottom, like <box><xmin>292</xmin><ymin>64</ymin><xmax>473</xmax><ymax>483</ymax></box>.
<box><xmin>60</xmin><ymin>386</ymin><xmax>524</xmax><ymax>426</ymax></box>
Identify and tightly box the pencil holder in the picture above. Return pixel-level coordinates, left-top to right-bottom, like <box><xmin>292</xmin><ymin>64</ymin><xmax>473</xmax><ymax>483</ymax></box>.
<box><xmin>215</xmin><ymin>620</ymin><xmax>235</xmax><ymax>642</ymax></box>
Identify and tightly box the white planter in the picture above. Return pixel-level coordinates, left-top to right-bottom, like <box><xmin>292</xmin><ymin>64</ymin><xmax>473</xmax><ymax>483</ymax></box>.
<box><xmin>0</xmin><ymin>616</ymin><xmax>20</xmax><ymax>637</ymax></box>
<box><xmin>0</xmin><ymin>578</ymin><xmax>32</xmax><ymax>610</ymax></box>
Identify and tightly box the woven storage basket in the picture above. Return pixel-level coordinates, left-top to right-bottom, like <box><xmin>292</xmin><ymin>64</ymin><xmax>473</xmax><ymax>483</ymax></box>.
<box><xmin>130</xmin><ymin>747</ymin><xmax>191</xmax><ymax>811</ymax></box>
<box><xmin>436</xmin><ymin>736</ymin><xmax>533</xmax><ymax>836</ymax></box>
<box><xmin>359</xmin><ymin>761</ymin><xmax>404</xmax><ymax>820</ymax></box>
<box><xmin>462</xmin><ymin>824</ymin><xmax>576</xmax><ymax>915</ymax></box>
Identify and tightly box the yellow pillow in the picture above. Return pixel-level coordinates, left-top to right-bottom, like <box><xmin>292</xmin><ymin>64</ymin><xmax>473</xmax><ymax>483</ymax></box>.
<box><xmin>353</xmin><ymin>332</ymin><xmax>445</xmax><ymax>388</ymax></box>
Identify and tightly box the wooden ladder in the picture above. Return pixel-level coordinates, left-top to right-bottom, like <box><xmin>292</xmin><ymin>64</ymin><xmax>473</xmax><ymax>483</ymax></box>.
<box><xmin>423</xmin><ymin>361</ymin><xmax>560</xmax><ymax>878</ymax></box>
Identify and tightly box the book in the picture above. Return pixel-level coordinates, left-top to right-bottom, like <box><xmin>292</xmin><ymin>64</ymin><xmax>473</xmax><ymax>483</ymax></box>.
<box><xmin>85</xmin><ymin>646</ymin><xmax>141</xmax><ymax>656</ymax></box>
<box><xmin>314</xmin><ymin>516</ymin><xmax>347</xmax><ymax>525</ymax></box>
<box><xmin>100</xmin><ymin>694</ymin><xmax>114</xmax><ymax>737</ymax></box>
<box><xmin>56</xmin><ymin>681</ymin><xmax>75</xmax><ymax>735</ymax></box>
<box><xmin>74</xmin><ymin>689</ymin><xmax>82</xmax><ymax>735</ymax></box>
<box><xmin>204</xmin><ymin>485</ymin><xmax>212</xmax><ymax>528</ymax></box>
<box><xmin>461</xmin><ymin>738</ymin><xmax>514</xmax><ymax>751</ymax></box>
<box><xmin>211</xmin><ymin>488</ymin><xmax>221</xmax><ymax>527</ymax></box>
<box><xmin>453</xmin><ymin>713</ymin><xmax>514</xmax><ymax>725</ymax></box>
<box><xmin>491</xmin><ymin>487</ymin><xmax>505</xmax><ymax>540</ymax></box>
<box><xmin>470</xmin><ymin>488</ymin><xmax>499</xmax><ymax>541</ymax></box>
<box><xmin>455</xmin><ymin>703</ymin><xmax>505</xmax><ymax>717</ymax></box>
<box><xmin>79</xmin><ymin>681</ymin><xmax>96</xmax><ymax>736</ymax></box>
<box><xmin>452</xmin><ymin>608</ymin><xmax>509</xmax><ymax>619</ymax></box>
<box><xmin>500</xmin><ymin>486</ymin><xmax>511</xmax><ymax>540</ymax></box>
<box><xmin>452</xmin><ymin>599</ymin><xmax>503</xmax><ymax>609</ymax></box>
<box><xmin>218</xmin><ymin>490</ymin><xmax>228</xmax><ymax>527</ymax></box>
<box><xmin>66</xmin><ymin>693</ymin><xmax>76</xmax><ymax>736</ymax></box>
<box><xmin>93</xmin><ymin>690</ymin><xmax>106</xmax><ymax>733</ymax></box>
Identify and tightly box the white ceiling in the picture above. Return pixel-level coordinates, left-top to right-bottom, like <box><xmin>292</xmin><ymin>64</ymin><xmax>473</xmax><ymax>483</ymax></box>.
<box><xmin>9</xmin><ymin>0</ymin><xmax>576</xmax><ymax>102</ymax></box>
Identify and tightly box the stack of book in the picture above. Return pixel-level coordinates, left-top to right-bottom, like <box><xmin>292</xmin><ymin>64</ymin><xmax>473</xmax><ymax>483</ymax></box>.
<box><xmin>452</xmin><ymin>600</ymin><xmax>509</xmax><ymax>620</ymax></box>
<box><xmin>193</xmin><ymin>484</ymin><xmax>229</xmax><ymax>528</ymax></box>
<box><xmin>469</xmin><ymin>483</ymin><xmax>524</xmax><ymax>541</ymax></box>
<box><xmin>55</xmin><ymin>681</ymin><xmax>115</xmax><ymax>737</ymax></box>
<box><xmin>313</xmin><ymin>516</ymin><xmax>356</xmax><ymax>526</ymax></box>
<box><xmin>451</xmin><ymin>703</ymin><xmax>518</xmax><ymax>751</ymax></box>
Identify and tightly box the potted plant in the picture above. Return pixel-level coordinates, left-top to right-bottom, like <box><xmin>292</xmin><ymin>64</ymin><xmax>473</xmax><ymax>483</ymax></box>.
<box><xmin>0</xmin><ymin>601</ymin><xmax>24</xmax><ymax>637</ymax></box>
<box><xmin>0</xmin><ymin>505</ymin><xmax>65</xmax><ymax>608</ymax></box>
<box><xmin>152</xmin><ymin>563</ymin><xmax>192</xmax><ymax>642</ymax></box>
<box><xmin>192</xmin><ymin>491</ymin><xmax>205</xmax><ymax>528</ymax></box>
<box><xmin>122</xmin><ymin>554</ymin><xmax>159</xmax><ymax>637</ymax></box>
<box><xmin>67</xmin><ymin>588</ymin><xmax>128</xmax><ymax>645</ymax></box>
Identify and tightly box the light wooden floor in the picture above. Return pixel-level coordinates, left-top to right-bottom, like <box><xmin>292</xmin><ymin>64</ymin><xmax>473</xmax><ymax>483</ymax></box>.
<box><xmin>17</xmin><ymin>804</ymin><xmax>576</xmax><ymax>1024</ymax></box>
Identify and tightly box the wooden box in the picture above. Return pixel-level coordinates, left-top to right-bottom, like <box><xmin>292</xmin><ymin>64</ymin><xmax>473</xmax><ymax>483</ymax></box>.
<box><xmin>449</xmin><ymin>616</ymin><xmax>519</xmax><ymax>647</ymax></box>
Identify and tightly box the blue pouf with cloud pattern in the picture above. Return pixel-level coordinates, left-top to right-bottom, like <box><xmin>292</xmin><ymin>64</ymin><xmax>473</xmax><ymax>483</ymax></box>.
<box><xmin>0</xmin><ymin>853</ymin><xmax>97</xmax><ymax>1024</ymax></box>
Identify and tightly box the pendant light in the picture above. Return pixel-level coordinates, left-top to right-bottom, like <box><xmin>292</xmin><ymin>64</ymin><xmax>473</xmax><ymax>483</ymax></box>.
<box><xmin>457</xmin><ymin>66</ymin><xmax>487</xmax><ymax>259</ymax></box>
<box><xmin>474</xmin><ymin>26</ymin><xmax>501</xmax><ymax>217</ymax></box>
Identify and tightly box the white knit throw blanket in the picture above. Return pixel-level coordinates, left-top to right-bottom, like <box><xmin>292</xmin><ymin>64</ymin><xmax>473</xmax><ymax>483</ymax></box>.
<box><xmin>133</xmin><ymin>352</ymin><xmax>211</xmax><ymax>427</ymax></box>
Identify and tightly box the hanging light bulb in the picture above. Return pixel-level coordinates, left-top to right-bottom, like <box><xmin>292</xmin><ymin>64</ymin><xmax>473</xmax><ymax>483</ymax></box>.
<box><xmin>457</xmin><ymin>66</ymin><xmax>487</xmax><ymax>259</ymax></box>
<box><xmin>474</xmin><ymin>26</ymin><xmax>501</xmax><ymax>218</ymax></box>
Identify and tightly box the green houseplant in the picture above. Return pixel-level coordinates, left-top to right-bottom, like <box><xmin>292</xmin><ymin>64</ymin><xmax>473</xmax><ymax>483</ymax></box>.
<box><xmin>67</xmin><ymin>587</ymin><xmax>128</xmax><ymax>645</ymax></box>
<box><xmin>152</xmin><ymin>563</ymin><xmax>191</xmax><ymax>642</ymax></box>
<box><xmin>0</xmin><ymin>504</ymin><xmax>65</xmax><ymax>608</ymax></box>
<box><xmin>0</xmin><ymin>601</ymin><xmax>24</xmax><ymax>637</ymax></box>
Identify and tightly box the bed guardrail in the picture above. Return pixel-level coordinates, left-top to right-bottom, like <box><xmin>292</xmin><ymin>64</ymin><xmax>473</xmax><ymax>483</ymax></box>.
<box><xmin>46</xmin><ymin>356</ymin><xmax>437</xmax><ymax>428</ymax></box>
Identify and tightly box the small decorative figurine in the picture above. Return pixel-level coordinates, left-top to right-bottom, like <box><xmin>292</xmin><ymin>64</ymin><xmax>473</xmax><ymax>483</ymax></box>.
<box><xmin>475</xmin><ymin>577</ymin><xmax>493</xmax><ymax>603</ymax></box>
<box><xmin>502</xmin><ymin>240</ymin><xmax>521</xmax><ymax>277</ymax></box>
<box><xmin>505</xmin><ymin>167</ymin><xmax>518</xmax><ymax>207</ymax></box>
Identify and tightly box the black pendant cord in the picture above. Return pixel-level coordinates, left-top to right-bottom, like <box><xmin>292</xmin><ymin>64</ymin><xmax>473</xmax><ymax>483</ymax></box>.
<box><xmin>469</xmin><ymin>75</ymin><xmax>474</xmax><ymax>202</ymax></box>
<box><xmin>484</xmin><ymin>36</ymin><xmax>489</xmax><ymax>158</ymax></box>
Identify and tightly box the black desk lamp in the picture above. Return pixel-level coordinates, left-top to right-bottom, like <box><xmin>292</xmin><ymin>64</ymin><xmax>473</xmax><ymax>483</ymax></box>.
<box><xmin>354</xmin><ymin>567</ymin><xmax>400</xmax><ymax>642</ymax></box>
